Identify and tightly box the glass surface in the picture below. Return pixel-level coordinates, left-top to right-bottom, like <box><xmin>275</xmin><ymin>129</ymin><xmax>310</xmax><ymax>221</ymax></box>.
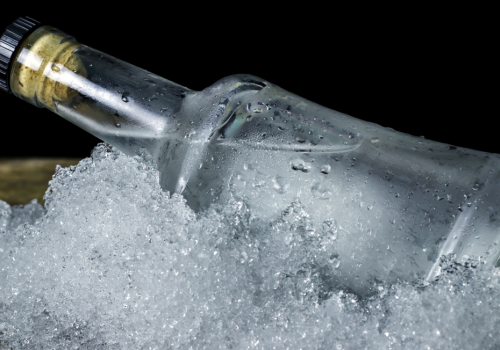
<box><xmin>10</xmin><ymin>27</ymin><xmax>500</xmax><ymax>296</ymax></box>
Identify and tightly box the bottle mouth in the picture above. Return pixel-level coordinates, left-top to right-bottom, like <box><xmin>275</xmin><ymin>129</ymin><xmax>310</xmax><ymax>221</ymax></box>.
<box><xmin>8</xmin><ymin>24</ymin><xmax>86</xmax><ymax>109</ymax></box>
<box><xmin>0</xmin><ymin>16</ymin><xmax>42</xmax><ymax>94</ymax></box>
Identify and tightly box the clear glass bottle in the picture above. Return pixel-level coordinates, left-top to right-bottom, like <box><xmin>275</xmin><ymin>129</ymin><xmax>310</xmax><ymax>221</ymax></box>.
<box><xmin>2</xmin><ymin>17</ymin><xmax>500</xmax><ymax>296</ymax></box>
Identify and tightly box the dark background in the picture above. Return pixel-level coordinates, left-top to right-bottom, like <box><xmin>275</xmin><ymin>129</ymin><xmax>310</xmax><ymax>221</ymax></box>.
<box><xmin>0</xmin><ymin>5</ymin><xmax>494</xmax><ymax>158</ymax></box>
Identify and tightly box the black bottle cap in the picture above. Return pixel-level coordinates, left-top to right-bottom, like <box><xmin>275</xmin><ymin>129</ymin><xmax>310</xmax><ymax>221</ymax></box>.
<box><xmin>0</xmin><ymin>16</ymin><xmax>42</xmax><ymax>94</ymax></box>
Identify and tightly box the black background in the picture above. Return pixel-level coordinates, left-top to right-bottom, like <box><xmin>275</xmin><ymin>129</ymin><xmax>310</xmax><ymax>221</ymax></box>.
<box><xmin>0</xmin><ymin>5</ymin><xmax>494</xmax><ymax>158</ymax></box>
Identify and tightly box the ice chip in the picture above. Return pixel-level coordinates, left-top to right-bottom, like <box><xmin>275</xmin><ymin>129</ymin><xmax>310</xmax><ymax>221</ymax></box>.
<box><xmin>0</xmin><ymin>199</ymin><xmax>11</xmax><ymax>231</ymax></box>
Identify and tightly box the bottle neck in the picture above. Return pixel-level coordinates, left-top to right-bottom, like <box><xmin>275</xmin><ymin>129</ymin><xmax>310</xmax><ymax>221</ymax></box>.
<box><xmin>10</xmin><ymin>26</ymin><xmax>190</xmax><ymax>157</ymax></box>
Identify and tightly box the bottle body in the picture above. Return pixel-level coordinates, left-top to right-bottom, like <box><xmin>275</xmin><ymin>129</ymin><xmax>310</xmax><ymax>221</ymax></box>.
<box><xmin>9</xmin><ymin>25</ymin><xmax>500</xmax><ymax>296</ymax></box>
<box><xmin>176</xmin><ymin>82</ymin><xmax>500</xmax><ymax>295</ymax></box>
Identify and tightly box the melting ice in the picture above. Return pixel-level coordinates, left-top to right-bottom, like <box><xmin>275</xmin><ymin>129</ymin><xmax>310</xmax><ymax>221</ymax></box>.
<box><xmin>1</xmin><ymin>144</ymin><xmax>500</xmax><ymax>349</ymax></box>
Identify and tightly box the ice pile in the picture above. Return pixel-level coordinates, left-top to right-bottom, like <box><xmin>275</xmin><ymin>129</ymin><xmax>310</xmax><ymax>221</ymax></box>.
<box><xmin>1</xmin><ymin>144</ymin><xmax>500</xmax><ymax>349</ymax></box>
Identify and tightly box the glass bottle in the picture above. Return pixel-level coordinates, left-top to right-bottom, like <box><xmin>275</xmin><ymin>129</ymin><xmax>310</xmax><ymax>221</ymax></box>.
<box><xmin>2</xmin><ymin>17</ymin><xmax>500</xmax><ymax>296</ymax></box>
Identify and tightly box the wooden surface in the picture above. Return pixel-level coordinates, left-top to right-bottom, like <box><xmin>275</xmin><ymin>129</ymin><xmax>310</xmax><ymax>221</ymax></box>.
<box><xmin>0</xmin><ymin>158</ymin><xmax>82</xmax><ymax>205</ymax></box>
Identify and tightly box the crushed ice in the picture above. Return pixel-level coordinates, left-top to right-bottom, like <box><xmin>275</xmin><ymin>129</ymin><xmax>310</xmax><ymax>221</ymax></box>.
<box><xmin>1</xmin><ymin>144</ymin><xmax>499</xmax><ymax>349</ymax></box>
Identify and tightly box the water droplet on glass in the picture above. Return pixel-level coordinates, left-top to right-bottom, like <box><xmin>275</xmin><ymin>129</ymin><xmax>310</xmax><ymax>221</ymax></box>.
<box><xmin>371</xmin><ymin>137</ymin><xmax>379</xmax><ymax>143</ymax></box>
<box><xmin>272</xmin><ymin>176</ymin><xmax>289</xmax><ymax>194</ymax></box>
<box><xmin>311</xmin><ymin>182</ymin><xmax>332</xmax><ymax>199</ymax></box>
<box><xmin>472</xmin><ymin>182</ymin><xmax>483</xmax><ymax>191</ymax></box>
<box><xmin>122</xmin><ymin>92</ymin><xmax>130</xmax><ymax>103</ymax></box>
<box><xmin>329</xmin><ymin>254</ymin><xmax>341</xmax><ymax>268</ymax></box>
<box><xmin>143</xmin><ymin>78</ymin><xmax>156</xmax><ymax>85</ymax></box>
<box><xmin>185</xmin><ymin>131</ymin><xmax>196</xmax><ymax>138</ymax></box>
<box><xmin>291</xmin><ymin>159</ymin><xmax>310</xmax><ymax>173</ymax></box>
<box><xmin>51</xmin><ymin>64</ymin><xmax>60</xmax><ymax>72</ymax></box>
<box><xmin>320</xmin><ymin>165</ymin><xmax>331</xmax><ymax>174</ymax></box>
<box><xmin>113</xmin><ymin>114</ymin><xmax>122</xmax><ymax>128</ymax></box>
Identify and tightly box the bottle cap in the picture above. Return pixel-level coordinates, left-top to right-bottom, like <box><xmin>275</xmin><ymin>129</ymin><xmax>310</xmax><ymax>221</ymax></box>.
<box><xmin>0</xmin><ymin>17</ymin><xmax>42</xmax><ymax>93</ymax></box>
